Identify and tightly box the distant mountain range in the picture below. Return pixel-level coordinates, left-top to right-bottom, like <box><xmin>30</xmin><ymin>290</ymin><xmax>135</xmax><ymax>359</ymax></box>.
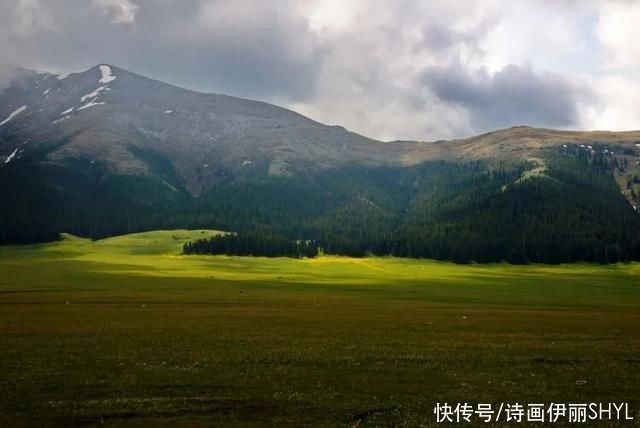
<box><xmin>1</xmin><ymin>64</ymin><xmax>640</xmax><ymax>263</ymax></box>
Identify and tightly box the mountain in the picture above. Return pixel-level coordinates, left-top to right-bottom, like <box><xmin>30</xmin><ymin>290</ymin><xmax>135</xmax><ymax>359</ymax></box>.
<box><xmin>1</xmin><ymin>64</ymin><xmax>640</xmax><ymax>263</ymax></box>
<box><xmin>0</xmin><ymin>65</ymin><xmax>412</xmax><ymax>195</ymax></box>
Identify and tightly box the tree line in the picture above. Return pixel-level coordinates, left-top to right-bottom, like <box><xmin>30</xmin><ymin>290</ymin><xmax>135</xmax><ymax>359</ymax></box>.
<box><xmin>183</xmin><ymin>231</ymin><xmax>319</xmax><ymax>258</ymax></box>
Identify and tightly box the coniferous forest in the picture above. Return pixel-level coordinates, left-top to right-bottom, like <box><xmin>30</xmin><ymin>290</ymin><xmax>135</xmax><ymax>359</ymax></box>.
<box><xmin>183</xmin><ymin>231</ymin><xmax>319</xmax><ymax>258</ymax></box>
<box><xmin>182</xmin><ymin>146</ymin><xmax>640</xmax><ymax>263</ymax></box>
<box><xmin>2</xmin><ymin>144</ymin><xmax>640</xmax><ymax>264</ymax></box>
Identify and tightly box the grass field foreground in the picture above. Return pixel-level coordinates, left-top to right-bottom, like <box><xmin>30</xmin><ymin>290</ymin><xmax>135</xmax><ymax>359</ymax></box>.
<box><xmin>0</xmin><ymin>231</ymin><xmax>639</xmax><ymax>426</ymax></box>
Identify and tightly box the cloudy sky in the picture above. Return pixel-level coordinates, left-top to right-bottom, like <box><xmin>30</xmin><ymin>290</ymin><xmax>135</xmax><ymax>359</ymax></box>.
<box><xmin>1</xmin><ymin>0</ymin><xmax>639</xmax><ymax>141</ymax></box>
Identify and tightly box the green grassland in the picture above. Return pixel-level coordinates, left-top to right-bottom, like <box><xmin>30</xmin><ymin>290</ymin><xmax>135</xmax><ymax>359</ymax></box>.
<box><xmin>0</xmin><ymin>231</ymin><xmax>639</xmax><ymax>426</ymax></box>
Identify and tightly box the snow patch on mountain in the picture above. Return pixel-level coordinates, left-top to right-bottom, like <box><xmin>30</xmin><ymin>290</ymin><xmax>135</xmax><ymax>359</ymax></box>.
<box><xmin>78</xmin><ymin>100</ymin><xmax>106</xmax><ymax>111</ymax></box>
<box><xmin>4</xmin><ymin>148</ymin><xmax>19</xmax><ymax>164</ymax></box>
<box><xmin>98</xmin><ymin>65</ymin><xmax>116</xmax><ymax>84</ymax></box>
<box><xmin>0</xmin><ymin>106</ymin><xmax>28</xmax><ymax>127</ymax></box>
<box><xmin>81</xmin><ymin>86</ymin><xmax>110</xmax><ymax>102</ymax></box>
<box><xmin>53</xmin><ymin>116</ymin><xmax>71</xmax><ymax>124</ymax></box>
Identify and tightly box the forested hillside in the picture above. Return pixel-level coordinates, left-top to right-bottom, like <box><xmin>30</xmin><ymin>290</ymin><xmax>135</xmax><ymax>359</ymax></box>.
<box><xmin>182</xmin><ymin>147</ymin><xmax>640</xmax><ymax>264</ymax></box>
<box><xmin>3</xmin><ymin>140</ymin><xmax>630</xmax><ymax>263</ymax></box>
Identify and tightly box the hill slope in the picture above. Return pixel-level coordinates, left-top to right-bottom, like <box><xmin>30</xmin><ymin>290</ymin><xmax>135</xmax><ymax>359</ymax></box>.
<box><xmin>1</xmin><ymin>64</ymin><xmax>640</xmax><ymax>262</ymax></box>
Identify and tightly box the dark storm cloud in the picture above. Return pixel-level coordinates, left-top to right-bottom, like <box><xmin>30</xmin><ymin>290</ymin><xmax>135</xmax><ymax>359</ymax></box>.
<box><xmin>0</xmin><ymin>0</ymin><xmax>323</xmax><ymax>101</ymax></box>
<box><xmin>421</xmin><ymin>63</ymin><xmax>593</xmax><ymax>129</ymax></box>
<box><xmin>127</xmin><ymin>0</ymin><xmax>323</xmax><ymax>100</ymax></box>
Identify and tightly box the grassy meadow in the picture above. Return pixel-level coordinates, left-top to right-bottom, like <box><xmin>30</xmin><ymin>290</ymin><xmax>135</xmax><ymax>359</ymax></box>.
<box><xmin>0</xmin><ymin>230</ymin><xmax>639</xmax><ymax>426</ymax></box>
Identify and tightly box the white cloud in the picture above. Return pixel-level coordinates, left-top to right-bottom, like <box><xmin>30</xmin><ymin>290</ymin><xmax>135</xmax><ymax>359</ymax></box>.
<box><xmin>585</xmin><ymin>76</ymin><xmax>640</xmax><ymax>131</ymax></box>
<box><xmin>301</xmin><ymin>0</ymin><xmax>359</xmax><ymax>33</ymax></box>
<box><xmin>92</xmin><ymin>0</ymin><xmax>139</xmax><ymax>25</ymax></box>
<box><xmin>596</xmin><ymin>1</ymin><xmax>640</xmax><ymax>71</ymax></box>
<box><xmin>575</xmin><ymin>1</ymin><xmax>640</xmax><ymax>132</ymax></box>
